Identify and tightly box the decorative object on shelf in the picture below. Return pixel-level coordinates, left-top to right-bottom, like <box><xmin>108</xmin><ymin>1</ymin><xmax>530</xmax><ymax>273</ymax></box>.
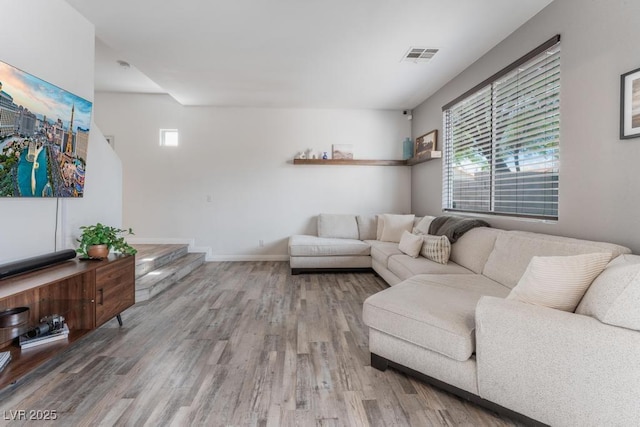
<box><xmin>620</xmin><ymin>67</ymin><xmax>640</xmax><ymax>139</ymax></box>
<box><xmin>332</xmin><ymin>144</ymin><xmax>354</xmax><ymax>160</ymax></box>
<box><xmin>306</xmin><ymin>148</ymin><xmax>315</xmax><ymax>159</ymax></box>
<box><xmin>24</xmin><ymin>314</ymin><xmax>65</xmax><ymax>339</ymax></box>
<box><xmin>402</xmin><ymin>137</ymin><xmax>414</xmax><ymax>160</ymax></box>
<box><xmin>0</xmin><ymin>307</ymin><xmax>30</xmax><ymax>343</ymax></box>
<box><xmin>19</xmin><ymin>322</ymin><xmax>70</xmax><ymax>349</ymax></box>
<box><xmin>76</xmin><ymin>223</ymin><xmax>137</xmax><ymax>259</ymax></box>
<box><xmin>415</xmin><ymin>129</ymin><xmax>438</xmax><ymax>160</ymax></box>
<box><xmin>0</xmin><ymin>307</ymin><xmax>29</xmax><ymax>328</ymax></box>
<box><xmin>322</xmin><ymin>152</ymin><xmax>328</xmax><ymax>160</ymax></box>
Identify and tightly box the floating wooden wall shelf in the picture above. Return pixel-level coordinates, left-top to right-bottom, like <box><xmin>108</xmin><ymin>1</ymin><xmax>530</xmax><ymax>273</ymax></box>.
<box><xmin>293</xmin><ymin>151</ymin><xmax>441</xmax><ymax>167</ymax></box>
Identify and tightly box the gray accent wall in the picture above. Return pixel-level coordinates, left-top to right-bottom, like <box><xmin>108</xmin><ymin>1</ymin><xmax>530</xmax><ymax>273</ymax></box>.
<box><xmin>411</xmin><ymin>0</ymin><xmax>640</xmax><ymax>253</ymax></box>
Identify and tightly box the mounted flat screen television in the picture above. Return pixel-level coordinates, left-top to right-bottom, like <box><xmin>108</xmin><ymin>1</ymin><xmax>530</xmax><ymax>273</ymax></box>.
<box><xmin>0</xmin><ymin>60</ymin><xmax>92</xmax><ymax>197</ymax></box>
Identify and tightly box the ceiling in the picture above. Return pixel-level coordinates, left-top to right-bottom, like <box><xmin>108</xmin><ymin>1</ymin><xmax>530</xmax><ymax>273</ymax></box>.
<box><xmin>65</xmin><ymin>0</ymin><xmax>554</xmax><ymax>109</ymax></box>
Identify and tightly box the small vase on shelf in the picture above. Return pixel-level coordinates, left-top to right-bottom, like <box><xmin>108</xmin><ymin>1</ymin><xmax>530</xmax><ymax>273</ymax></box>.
<box><xmin>402</xmin><ymin>137</ymin><xmax>414</xmax><ymax>160</ymax></box>
<box><xmin>322</xmin><ymin>152</ymin><xmax>328</xmax><ymax>160</ymax></box>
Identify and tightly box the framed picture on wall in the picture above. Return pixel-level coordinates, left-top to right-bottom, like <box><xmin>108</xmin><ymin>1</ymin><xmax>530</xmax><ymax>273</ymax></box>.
<box><xmin>414</xmin><ymin>129</ymin><xmax>437</xmax><ymax>159</ymax></box>
<box><xmin>332</xmin><ymin>144</ymin><xmax>354</xmax><ymax>159</ymax></box>
<box><xmin>620</xmin><ymin>67</ymin><xmax>640</xmax><ymax>139</ymax></box>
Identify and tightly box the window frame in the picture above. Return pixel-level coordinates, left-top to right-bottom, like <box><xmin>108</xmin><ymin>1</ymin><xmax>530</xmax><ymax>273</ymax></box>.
<box><xmin>442</xmin><ymin>35</ymin><xmax>561</xmax><ymax>221</ymax></box>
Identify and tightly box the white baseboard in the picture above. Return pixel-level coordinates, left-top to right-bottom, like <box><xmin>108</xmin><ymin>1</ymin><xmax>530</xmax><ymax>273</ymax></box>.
<box><xmin>126</xmin><ymin>237</ymin><xmax>287</xmax><ymax>262</ymax></box>
<box><xmin>127</xmin><ymin>237</ymin><xmax>196</xmax><ymax>246</ymax></box>
<box><xmin>207</xmin><ymin>254</ymin><xmax>289</xmax><ymax>262</ymax></box>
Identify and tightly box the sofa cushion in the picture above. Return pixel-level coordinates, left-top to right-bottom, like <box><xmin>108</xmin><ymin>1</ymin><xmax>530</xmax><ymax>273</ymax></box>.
<box><xmin>356</xmin><ymin>215</ymin><xmax>378</xmax><ymax>240</ymax></box>
<box><xmin>450</xmin><ymin>228</ymin><xmax>502</xmax><ymax>274</ymax></box>
<box><xmin>376</xmin><ymin>214</ymin><xmax>384</xmax><ymax>240</ymax></box>
<box><xmin>317</xmin><ymin>214</ymin><xmax>359</xmax><ymax>240</ymax></box>
<box><xmin>482</xmin><ymin>231</ymin><xmax>631</xmax><ymax>289</ymax></box>
<box><xmin>420</xmin><ymin>235</ymin><xmax>451</xmax><ymax>264</ymax></box>
<box><xmin>387</xmin><ymin>255</ymin><xmax>473</xmax><ymax>281</ymax></box>
<box><xmin>288</xmin><ymin>235</ymin><xmax>370</xmax><ymax>257</ymax></box>
<box><xmin>413</xmin><ymin>216</ymin><xmax>436</xmax><ymax>235</ymax></box>
<box><xmin>398</xmin><ymin>231</ymin><xmax>423</xmax><ymax>258</ymax></box>
<box><xmin>576</xmin><ymin>254</ymin><xmax>640</xmax><ymax>331</ymax></box>
<box><xmin>363</xmin><ymin>274</ymin><xmax>509</xmax><ymax>362</ymax></box>
<box><xmin>367</xmin><ymin>240</ymin><xmax>403</xmax><ymax>268</ymax></box>
<box><xmin>380</xmin><ymin>214</ymin><xmax>415</xmax><ymax>243</ymax></box>
<box><xmin>507</xmin><ymin>253</ymin><xmax>611</xmax><ymax>312</ymax></box>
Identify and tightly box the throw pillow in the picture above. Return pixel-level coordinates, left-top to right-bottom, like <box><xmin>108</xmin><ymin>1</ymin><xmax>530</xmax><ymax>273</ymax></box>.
<box><xmin>356</xmin><ymin>215</ymin><xmax>378</xmax><ymax>240</ymax></box>
<box><xmin>413</xmin><ymin>216</ymin><xmax>436</xmax><ymax>235</ymax></box>
<box><xmin>379</xmin><ymin>214</ymin><xmax>415</xmax><ymax>243</ymax></box>
<box><xmin>376</xmin><ymin>214</ymin><xmax>384</xmax><ymax>240</ymax></box>
<box><xmin>398</xmin><ymin>231</ymin><xmax>423</xmax><ymax>258</ymax></box>
<box><xmin>576</xmin><ymin>254</ymin><xmax>640</xmax><ymax>331</ymax></box>
<box><xmin>507</xmin><ymin>252</ymin><xmax>612</xmax><ymax>312</ymax></box>
<box><xmin>420</xmin><ymin>234</ymin><xmax>451</xmax><ymax>264</ymax></box>
<box><xmin>317</xmin><ymin>214</ymin><xmax>359</xmax><ymax>239</ymax></box>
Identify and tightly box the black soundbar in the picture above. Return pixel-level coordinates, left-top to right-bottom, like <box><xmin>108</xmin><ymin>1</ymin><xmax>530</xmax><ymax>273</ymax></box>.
<box><xmin>0</xmin><ymin>249</ymin><xmax>77</xmax><ymax>280</ymax></box>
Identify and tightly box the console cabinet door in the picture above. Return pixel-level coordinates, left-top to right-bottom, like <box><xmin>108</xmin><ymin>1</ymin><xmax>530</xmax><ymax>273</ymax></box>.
<box><xmin>95</xmin><ymin>256</ymin><xmax>135</xmax><ymax>327</ymax></box>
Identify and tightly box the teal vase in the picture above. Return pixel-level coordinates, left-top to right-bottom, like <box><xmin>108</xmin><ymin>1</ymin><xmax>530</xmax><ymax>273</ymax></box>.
<box><xmin>402</xmin><ymin>138</ymin><xmax>413</xmax><ymax>160</ymax></box>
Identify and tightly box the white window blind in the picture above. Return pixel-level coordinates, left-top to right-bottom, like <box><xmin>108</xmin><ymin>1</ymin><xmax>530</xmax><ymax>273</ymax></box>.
<box><xmin>443</xmin><ymin>36</ymin><xmax>560</xmax><ymax>219</ymax></box>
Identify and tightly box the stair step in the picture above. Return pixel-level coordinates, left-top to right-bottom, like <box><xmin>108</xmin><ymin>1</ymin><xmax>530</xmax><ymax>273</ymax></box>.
<box><xmin>135</xmin><ymin>252</ymin><xmax>206</xmax><ymax>302</ymax></box>
<box><xmin>132</xmin><ymin>244</ymin><xmax>189</xmax><ymax>279</ymax></box>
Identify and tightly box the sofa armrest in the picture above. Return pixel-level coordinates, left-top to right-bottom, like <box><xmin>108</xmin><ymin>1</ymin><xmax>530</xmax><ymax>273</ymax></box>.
<box><xmin>475</xmin><ymin>296</ymin><xmax>640</xmax><ymax>426</ymax></box>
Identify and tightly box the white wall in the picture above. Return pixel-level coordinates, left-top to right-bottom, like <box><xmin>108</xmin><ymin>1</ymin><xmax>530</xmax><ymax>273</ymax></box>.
<box><xmin>94</xmin><ymin>93</ymin><xmax>411</xmax><ymax>259</ymax></box>
<box><xmin>411</xmin><ymin>0</ymin><xmax>640</xmax><ymax>252</ymax></box>
<box><xmin>0</xmin><ymin>0</ymin><xmax>123</xmax><ymax>263</ymax></box>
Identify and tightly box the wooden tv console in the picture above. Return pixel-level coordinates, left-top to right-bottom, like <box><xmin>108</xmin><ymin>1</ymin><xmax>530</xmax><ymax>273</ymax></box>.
<box><xmin>0</xmin><ymin>254</ymin><xmax>135</xmax><ymax>389</ymax></box>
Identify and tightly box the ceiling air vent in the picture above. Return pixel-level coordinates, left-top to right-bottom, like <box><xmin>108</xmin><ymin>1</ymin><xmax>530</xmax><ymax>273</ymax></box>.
<box><xmin>402</xmin><ymin>47</ymin><xmax>439</xmax><ymax>63</ymax></box>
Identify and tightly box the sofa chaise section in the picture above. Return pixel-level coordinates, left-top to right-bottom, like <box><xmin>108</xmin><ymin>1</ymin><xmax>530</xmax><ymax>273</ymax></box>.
<box><xmin>289</xmin><ymin>214</ymin><xmax>376</xmax><ymax>274</ymax></box>
<box><xmin>363</xmin><ymin>228</ymin><xmax>633</xmax><ymax>425</ymax></box>
<box><xmin>289</xmin><ymin>234</ymin><xmax>371</xmax><ymax>273</ymax></box>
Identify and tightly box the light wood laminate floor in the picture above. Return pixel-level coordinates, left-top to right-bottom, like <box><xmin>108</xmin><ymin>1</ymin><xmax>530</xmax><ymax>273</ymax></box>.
<box><xmin>0</xmin><ymin>262</ymin><xmax>520</xmax><ymax>426</ymax></box>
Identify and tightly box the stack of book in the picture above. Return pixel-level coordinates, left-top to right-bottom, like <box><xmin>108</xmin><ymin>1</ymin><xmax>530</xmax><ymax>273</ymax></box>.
<box><xmin>0</xmin><ymin>351</ymin><xmax>10</xmax><ymax>372</ymax></box>
<box><xmin>19</xmin><ymin>324</ymin><xmax>69</xmax><ymax>349</ymax></box>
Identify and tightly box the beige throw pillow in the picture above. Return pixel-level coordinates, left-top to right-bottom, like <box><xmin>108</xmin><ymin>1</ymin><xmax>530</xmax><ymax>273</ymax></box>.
<box><xmin>507</xmin><ymin>253</ymin><xmax>612</xmax><ymax>312</ymax></box>
<box><xmin>380</xmin><ymin>214</ymin><xmax>415</xmax><ymax>243</ymax></box>
<box><xmin>420</xmin><ymin>234</ymin><xmax>451</xmax><ymax>264</ymax></box>
<box><xmin>576</xmin><ymin>254</ymin><xmax>640</xmax><ymax>331</ymax></box>
<box><xmin>376</xmin><ymin>214</ymin><xmax>385</xmax><ymax>240</ymax></box>
<box><xmin>398</xmin><ymin>231</ymin><xmax>423</xmax><ymax>258</ymax></box>
<box><xmin>413</xmin><ymin>216</ymin><xmax>436</xmax><ymax>235</ymax></box>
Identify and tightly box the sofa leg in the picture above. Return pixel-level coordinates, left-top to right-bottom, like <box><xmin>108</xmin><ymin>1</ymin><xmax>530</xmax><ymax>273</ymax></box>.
<box><xmin>370</xmin><ymin>353</ymin><xmax>388</xmax><ymax>371</ymax></box>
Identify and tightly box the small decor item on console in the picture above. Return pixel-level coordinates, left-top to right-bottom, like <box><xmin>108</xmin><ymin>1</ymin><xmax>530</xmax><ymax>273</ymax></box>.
<box><xmin>322</xmin><ymin>152</ymin><xmax>328</xmax><ymax>160</ymax></box>
<box><xmin>0</xmin><ymin>307</ymin><xmax>30</xmax><ymax>343</ymax></box>
<box><xmin>19</xmin><ymin>314</ymin><xmax>69</xmax><ymax>349</ymax></box>
<box><xmin>76</xmin><ymin>223</ymin><xmax>137</xmax><ymax>259</ymax></box>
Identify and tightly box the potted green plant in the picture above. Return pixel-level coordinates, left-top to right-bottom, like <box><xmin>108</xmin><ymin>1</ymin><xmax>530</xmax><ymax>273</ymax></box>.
<box><xmin>76</xmin><ymin>223</ymin><xmax>137</xmax><ymax>259</ymax></box>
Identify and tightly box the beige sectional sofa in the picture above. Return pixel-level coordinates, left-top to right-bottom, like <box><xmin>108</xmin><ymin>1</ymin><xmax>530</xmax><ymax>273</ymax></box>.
<box><xmin>288</xmin><ymin>214</ymin><xmax>640</xmax><ymax>425</ymax></box>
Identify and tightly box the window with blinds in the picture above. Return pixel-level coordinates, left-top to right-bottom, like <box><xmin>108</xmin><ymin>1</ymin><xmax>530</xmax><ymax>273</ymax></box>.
<box><xmin>442</xmin><ymin>36</ymin><xmax>560</xmax><ymax>220</ymax></box>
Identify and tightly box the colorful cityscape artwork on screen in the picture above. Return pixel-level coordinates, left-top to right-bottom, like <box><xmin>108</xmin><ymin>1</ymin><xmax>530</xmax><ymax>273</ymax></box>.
<box><xmin>0</xmin><ymin>60</ymin><xmax>92</xmax><ymax>197</ymax></box>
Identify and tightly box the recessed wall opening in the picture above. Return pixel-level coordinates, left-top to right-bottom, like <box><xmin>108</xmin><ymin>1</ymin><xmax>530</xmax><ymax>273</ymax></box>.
<box><xmin>159</xmin><ymin>129</ymin><xmax>179</xmax><ymax>147</ymax></box>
